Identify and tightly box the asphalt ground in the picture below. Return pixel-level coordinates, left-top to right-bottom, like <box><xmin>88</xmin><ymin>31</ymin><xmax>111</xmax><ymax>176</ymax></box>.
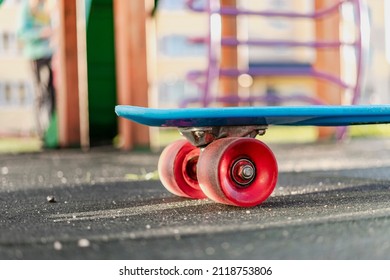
<box><xmin>1</xmin><ymin>137</ymin><xmax>390</xmax><ymax>260</ymax></box>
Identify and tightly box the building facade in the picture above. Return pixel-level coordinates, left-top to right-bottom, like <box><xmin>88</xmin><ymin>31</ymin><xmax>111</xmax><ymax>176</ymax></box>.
<box><xmin>0</xmin><ymin>0</ymin><xmax>36</xmax><ymax>136</ymax></box>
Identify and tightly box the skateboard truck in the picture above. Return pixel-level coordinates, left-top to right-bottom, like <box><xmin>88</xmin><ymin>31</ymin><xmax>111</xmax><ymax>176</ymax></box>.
<box><xmin>179</xmin><ymin>125</ymin><xmax>268</xmax><ymax>147</ymax></box>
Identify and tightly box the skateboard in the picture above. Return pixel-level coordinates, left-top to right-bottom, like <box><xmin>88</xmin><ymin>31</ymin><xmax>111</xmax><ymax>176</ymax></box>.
<box><xmin>115</xmin><ymin>105</ymin><xmax>390</xmax><ymax>207</ymax></box>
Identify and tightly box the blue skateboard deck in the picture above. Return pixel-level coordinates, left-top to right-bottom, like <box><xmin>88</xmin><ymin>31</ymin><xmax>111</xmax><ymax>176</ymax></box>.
<box><xmin>115</xmin><ymin>105</ymin><xmax>390</xmax><ymax>128</ymax></box>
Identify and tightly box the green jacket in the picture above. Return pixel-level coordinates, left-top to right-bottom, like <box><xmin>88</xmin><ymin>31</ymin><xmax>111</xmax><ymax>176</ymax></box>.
<box><xmin>17</xmin><ymin>0</ymin><xmax>54</xmax><ymax>60</ymax></box>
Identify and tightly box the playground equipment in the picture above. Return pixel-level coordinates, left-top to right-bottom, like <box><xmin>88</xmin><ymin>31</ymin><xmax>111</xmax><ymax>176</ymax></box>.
<box><xmin>182</xmin><ymin>0</ymin><xmax>370</xmax><ymax>111</ymax></box>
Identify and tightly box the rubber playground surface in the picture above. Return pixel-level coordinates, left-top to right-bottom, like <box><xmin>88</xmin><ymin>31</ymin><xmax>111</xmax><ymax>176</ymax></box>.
<box><xmin>1</xmin><ymin>137</ymin><xmax>390</xmax><ymax>259</ymax></box>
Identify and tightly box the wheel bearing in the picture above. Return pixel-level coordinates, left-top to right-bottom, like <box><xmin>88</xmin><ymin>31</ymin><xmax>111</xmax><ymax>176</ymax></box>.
<box><xmin>231</xmin><ymin>158</ymin><xmax>256</xmax><ymax>187</ymax></box>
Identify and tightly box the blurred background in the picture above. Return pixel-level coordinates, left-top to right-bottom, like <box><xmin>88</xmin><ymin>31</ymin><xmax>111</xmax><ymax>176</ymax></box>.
<box><xmin>1</xmin><ymin>0</ymin><xmax>390</xmax><ymax>153</ymax></box>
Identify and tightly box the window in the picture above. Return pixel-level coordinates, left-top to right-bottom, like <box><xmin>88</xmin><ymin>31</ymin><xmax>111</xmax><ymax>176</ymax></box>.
<box><xmin>0</xmin><ymin>81</ymin><xmax>34</xmax><ymax>107</ymax></box>
<box><xmin>159</xmin><ymin>35</ymin><xmax>206</xmax><ymax>57</ymax></box>
<box><xmin>159</xmin><ymin>0</ymin><xmax>188</xmax><ymax>11</ymax></box>
<box><xmin>0</xmin><ymin>31</ymin><xmax>21</xmax><ymax>55</ymax></box>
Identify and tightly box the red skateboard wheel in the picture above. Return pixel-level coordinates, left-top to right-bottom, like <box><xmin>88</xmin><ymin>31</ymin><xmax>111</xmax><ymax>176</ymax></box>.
<box><xmin>197</xmin><ymin>137</ymin><xmax>278</xmax><ymax>207</ymax></box>
<box><xmin>158</xmin><ymin>140</ymin><xmax>206</xmax><ymax>199</ymax></box>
